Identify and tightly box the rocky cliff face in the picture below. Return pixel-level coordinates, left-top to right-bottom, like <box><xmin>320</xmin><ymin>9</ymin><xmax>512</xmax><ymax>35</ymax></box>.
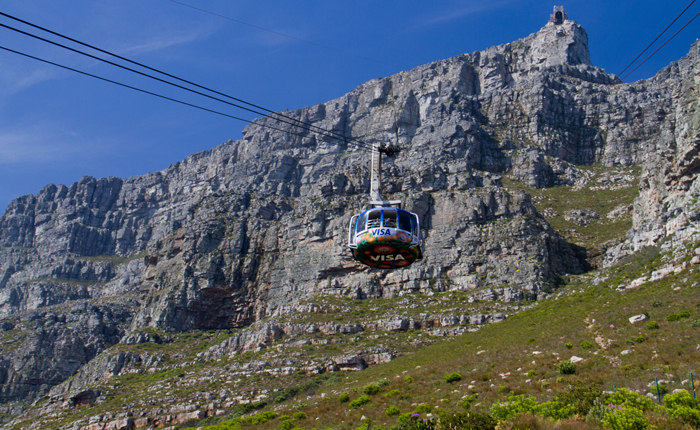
<box><xmin>0</xmin><ymin>14</ymin><xmax>699</xmax><ymax>404</ymax></box>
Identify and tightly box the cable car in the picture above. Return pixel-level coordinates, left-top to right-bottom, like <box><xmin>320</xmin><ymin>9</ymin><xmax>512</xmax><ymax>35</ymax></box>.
<box><xmin>347</xmin><ymin>143</ymin><xmax>424</xmax><ymax>269</ymax></box>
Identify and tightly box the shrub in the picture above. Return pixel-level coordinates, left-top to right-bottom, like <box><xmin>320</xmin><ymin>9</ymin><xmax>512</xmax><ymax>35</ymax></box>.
<box><xmin>250</xmin><ymin>411</ymin><xmax>278</xmax><ymax>425</ymax></box>
<box><xmin>586</xmin><ymin>397</ymin><xmax>616</xmax><ymax>426</ymax></box>
<box><xmin>498</xmin><ymin>385</ymin><xmax>510</xmax><ymax>393</ymax></box>
<box><xmin>292</xmin><ymin>412</ymin><xmax>306</xmax><ymax>420</ymax></box>
<box><xmin>385</xmin><ymin>389</ymin><xmax>400</xmax><ymax>398</ymax></box>
<box><xmin>557</xmin><ymin>360</ymin><xmax>576</xmax><ymax>375</ymax></box>
<box><xmin>655</xmin><ymin>384</ymin><xmax>669</xmax><ymax>395</ymax></box>
<box><xmin>635</xmin><ymin>335</ymin><xmax>646</xmax><ymax>343</ymax></box>
<box><xmin>669</xmin><ymin>405</ymin><xmax>700</xmax><ymax>428</ymax></box>
<box><xmin>527</xmin><ymin>370</ymin><xmax>536</xmax><ymax>377</ymax></box>
<box><xmin>565</xmin><ymin>342</ymin><xmax>573</xmax><ymax>349</ymax></box>
<box><xmin>581</xmin><ymin>341</ymin><xmax>594</xmax><ymax>349</ymax></box>
<box><xmin>539</xmin><ymin>399</ymin><xmax>577</xmax><ymax>419</ymax></box>
<box><xmin>667</xmin><ymin>313</ymin><xmax>680</xmax><ymax>321</ymax></box>
<box><xmin>626</xmin><ymin>338</ymin><xmax>635</xmax><ymax>345</ymax></box>
<box><xmin>444</xmin><ymin>372</ymin><xmax>462</xmax><ymax>383</ymax></box>
<box><xmin>663</xmin><ymin>390</ymin><xmax>695</xmax><ymax>409</ymax></box>
<box><xmin>646</xmin><ymin>320</ymin><xmax>660</xmax><ymax>329</ymax></box>
<box><xmin>607</xmin><ymin>388</ymin><xmax>655</xmax><ymax>412</ymax></box>
<box><xmin>528</xmin><ymin>337</ymin><xmax>535</xmax><ymax>343</ymax></box>
<box><xmin>490</xmin><ymin>394</ymin><xmax>540</xmax><ymax>421</ymax></box>
<box><xmin>556</xmin><ymin>376</ymin><xmax>565</xmax><ymax>383</ymax></box>
<box><xmin>404</xmin><ymin>375</ymin><xmax>414</xmax><ymax>383</ymax></box>
<box><xmin>338</xmin><ymin>393</ymin><xmax>350</xmax><ymax>403</ymax></box>
<box><xmin>540</xmin><ymin>381</ymin><xmax>550</xmax><ymax>389</ymax></box>
<box><xmin>413</xmin><ymin>404</ymin><xmax>432</xmax><ymax>414</ymax></box>
<box><xmin>602</xmin><ymin>407</ymin><xmax>649</xmax><ymax>430</ymax></box>
<box><xmin>348</xmin><ymin>395</ymin><xmax>370</xmax><ymax>408</ymax></box>
<box><xmin>679</xmin><ymin>310</ymin><xmax>691</xmax><ymax>318</ymax></box>
<box><xmin>460</xmin><ymin>394</ymin><xmax>477</xmax><ymax>410</ymax></box>
<box><xmin>437</xmin><ymin>411</ymin><xmax>497</xmax><ymax>430</ymax></box>
<box><xmin>692</xmin><ymin>319</ymin><xmax>700</xmax><ymax>327</ymax></box>
<box><xmin>556</xmin><ymin>381</ymin><xmax>604</xmax><ymax>416</ymax></box>
<box><xmin>363</xmin><ymin>384</ymin><xmax>380</xmax><ymax>395</ymax></box>
<box><xmin>377</xmin><ymin>378</ymin><xmax>391</xmax><ymax>387</ymax></box>
<box><xmin>396</xmin><ymin>413</ymin><xmax>435</xmax><ymax>430</ymax></box>
<box><xmin>385</xmin><ymin>405</ymin><xmax>401</xmax><ymax>417</ymax></box>
<box><xmin>276</xmin><ymin>419</ymin><xmax>295</xmax><ymax>430</ymax></box>
<box><xmin>651</xmin><ymin>300</ymin><xmax>662</xmax><ymax>307</ymax></box>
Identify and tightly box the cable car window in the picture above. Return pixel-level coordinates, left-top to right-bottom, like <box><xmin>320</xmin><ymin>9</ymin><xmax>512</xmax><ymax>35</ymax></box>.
<box><xmin>411</xmin><ymin>214</ymin><xmax>419</xmax><ymax>236</ymax></box>
<box><xmin>383</xmin><ymin>210</ymin><xmax>397</xmax><ymax>228</ymax></box>
<box><xmin>398</xmin><ymin>211</ymin><xmax>411</xmax><ymax>231</ymax></box>
<box><xmin>356</xmin><ymin>212</ymin><xmax>368</xmax><ymax>234</ymax></box>
<box><xmin>367</xmin><ymin>210</ymin><xmax>381</xmax><ymax>228</ymax></box>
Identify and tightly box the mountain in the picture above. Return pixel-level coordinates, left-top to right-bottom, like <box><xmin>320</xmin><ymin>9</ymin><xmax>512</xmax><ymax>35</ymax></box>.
<box><xmin>0</xmin><ymin>8</ymin><xmax>699</xmax><ymax>426</ymax></box>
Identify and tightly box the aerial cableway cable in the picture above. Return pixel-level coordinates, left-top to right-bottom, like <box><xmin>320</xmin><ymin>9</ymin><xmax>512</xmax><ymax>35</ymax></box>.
<box><xmin>0</xmin><ymin>44</ymin><xmax>343</xmax><ymax>143</ymax></box>
<box><xmin>0</xmin><ymin>11</ymin><xmax>376</xmax><ymax>151</ymax></box>
<box><xmin>618</xmin><ymin>0</ymin><xmax>697</xmax><ymax>80</ymax></box>
<box><xmin>621</xmin><ymin>8</ymin><xmax>700</xmax><ymax>81</ymax></box>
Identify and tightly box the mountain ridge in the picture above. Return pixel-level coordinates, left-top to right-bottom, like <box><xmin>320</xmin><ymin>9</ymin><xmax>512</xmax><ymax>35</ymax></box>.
<box><xmin>0</xmin><ymin>12</ymin><xmax>699</xmax><ymax>422</ymax></box>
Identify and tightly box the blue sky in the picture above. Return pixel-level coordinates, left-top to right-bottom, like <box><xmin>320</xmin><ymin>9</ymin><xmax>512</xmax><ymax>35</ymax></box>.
<box><xmin>1</xmin><ymin>0</ymin><xmax>699</xmax><ymax>212</ymax></box>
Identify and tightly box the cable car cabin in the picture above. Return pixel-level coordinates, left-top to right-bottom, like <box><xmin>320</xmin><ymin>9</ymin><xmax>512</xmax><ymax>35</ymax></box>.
<box><xmin>348</xmin><ymin>207</ymin><xmax>423</xmax><ymax>269</ymax></box>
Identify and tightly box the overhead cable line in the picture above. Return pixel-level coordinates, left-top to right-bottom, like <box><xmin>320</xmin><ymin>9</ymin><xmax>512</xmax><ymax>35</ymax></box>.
<box><xmin>621</xmin><ymin>9</ymin><xmax>700</xmax><ymax>81</ymax></box>
<box><xmin>0</xmin><ymin>11</ymin><xmax>375</xmax><ymax>151</ymax></box>
<box><xmin>0</xmin><ymin>44</ymin><xmax>362</xmax><ymax>147</ymax></box>
<box><xmin>163</xmin><ymin>0</ymin><xmax>399</xmax><ymax>68</ymax></box>
<box><xmin>618</xmin><ymin>0</ymin><xmax>697</xmax><ymax>80</ymax></box>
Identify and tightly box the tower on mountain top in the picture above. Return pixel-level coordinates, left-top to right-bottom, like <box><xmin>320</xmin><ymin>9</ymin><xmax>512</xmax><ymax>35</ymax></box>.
<box><xmin>550</xmin><ymin>6</ymin><xmax>567</xmax><ymax>25</ymax></box>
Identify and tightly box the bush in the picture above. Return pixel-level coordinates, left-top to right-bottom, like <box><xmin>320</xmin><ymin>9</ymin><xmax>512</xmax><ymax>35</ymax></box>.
<box><xmin>679</xmin><ymin>310</ymin><xmax>691</xmax><ymax>318</ymax></box>
<box><xmin>363</xmin><ymin>384</ymin><xmax>380</xmax><ymax>395</ymax></box>
<box><xmin>539</xmin><ymin>399</ymin><xmax>577</xmax><ymax>419</ymax></box>
<box><xmin>292</xmin><ymin>411</ymin><xmax>306</xmax><ymax>420</ymax></box>
<box><xmin>498</xmin><ymin>385</ymin><xmax>510</xmax><ymax>393</ymax></box>
<box><xmin>377</xmin><ymin>378</ymin><xmax>391</xmax><ymax>387</ymax></box>
<box><xmin>565</xmin><ymin>342</ymin><xmax>573</xmax><ymax>349</ymax></box>
<box><xmin>404</xmin><ymin>375</ymin><xmax>414</xmax><ymax>383</ymax></box>
<box><xmin>581</xmin><ymin>341</ymin><xmax>594</xmax><ymax>349</ymax></box>
<box><xmin>396</xmin><ymin>413</ymin><xmax>435</xmax><ymax>430</ymax></box>
<box><xmin>540</xmin><ymin>381</ymin><xmax>550</xmax><ymax>389</ymax></box>
<box><xmin>586</xmin><ymin>397</ymin><xmax>616</xmax><ymax>426</ymax></box>
<box><xmin>338</xmin><ymin>392</ymin><xmax>350</xmax><ymax>403</ymax></box>
<box><xmin>437</xmin><ymin>411</ymin><xmax>497</xmax><ymax>430</ymax></box>
<box><xmin>490</xmin><ymin>394</ymin><xmax>540</xmax><ymax>421</ymax></box>
<box><xmin>385</xmin><ymin>405</ymin><xmax>401</xmax><ymax>417</ymax></box>
<box><xmin>635</xmin><ymin>335</ymin><xmax>646</xmax><ymax>343</ymax></box>
<box><xmin>664</xmin><ymin>390</ymin><xmax>697</xmax><ymax>410</ymax></box>
<box><xmin>385</xmin><ymin>389</ymin><xmax>400</xmax><ymax>398</ymax></box>
<box><xmin>460</xmin><ymin>394</ymin><xmax>477</xmax><ymax>410</ymax></box>
<box><xmin>602</xmin><ymin>407</ymin><xmax>649</xmax><ymax>430</ymax></box>
<box><xmin>348</xmin><ymin>395</ymin><xmax>371</xmax><ymax>408</ymax></box>
<box><xmin>607</xmin><ymin>388</ymin><xmax>655</xmax><ymax>412</ymax></box>
<box><xmin>667</xmin><ymin>313</ymin><xmax>680</xmax><ymax>321</ymax></box>
<box><xmin>669</xmin><ymin>406</ymin><xmax>700</xmax><ymax>428</ymax></box>
<box><xmin>413</xmin><ymin>404</ymin><xmax>432</xmax><ymax>414</ymax></box>
<box><xmin>444</xmin><ymin>372</ymin><xmax>462</xmax><ymax>383</ymax></box>
<box><xmin>646</xmin><ymin>320</ymin><xmax>660</xmax><ymax>329</ymax></box>
<box><xmin>626</xmin><ymin>338</ymin><xmax>635</xmax><ymax>345</ymax></box>
<box><xmin>276</xmin><ymin>419</ymin><xmax>295</xmax><ymax>430</ymax></box>
<box><xmin>527</xmin><ymin>370</ymin><xmax>536</xmax><ymax>377</ymax></box>
<box><xmin>250</xmin><ymin>411</ymin><xmax>278</xmax><ymax>425</ymax></box>
<box><xmin>557</xmin><ymin>360</ymin><xmax>576</xmax><ymax>375</ymax></box>
<box><xmin>556</xmin><ymin>381</ymin><xmax>604</xmax><ymax>416</ymax></box>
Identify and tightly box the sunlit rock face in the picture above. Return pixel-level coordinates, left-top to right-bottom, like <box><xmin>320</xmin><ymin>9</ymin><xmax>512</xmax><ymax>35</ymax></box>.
<box><xmin>1</xmin><ymin>10</ymin><xmax>700</xmax><ymax>402</ymax></box>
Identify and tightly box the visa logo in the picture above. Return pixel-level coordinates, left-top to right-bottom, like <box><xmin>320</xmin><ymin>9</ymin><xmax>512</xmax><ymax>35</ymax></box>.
<box><xmin>370</xmin><ymin>228</ymin><xmax>392</xmax><ymax>236</ymax></box>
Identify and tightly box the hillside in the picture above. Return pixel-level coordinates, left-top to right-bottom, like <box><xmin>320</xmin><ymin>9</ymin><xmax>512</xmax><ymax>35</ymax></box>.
<box><xmin>1</xmin><ymin>8</ymin><xmax>700</xmax><ymax>429</ymax></box>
